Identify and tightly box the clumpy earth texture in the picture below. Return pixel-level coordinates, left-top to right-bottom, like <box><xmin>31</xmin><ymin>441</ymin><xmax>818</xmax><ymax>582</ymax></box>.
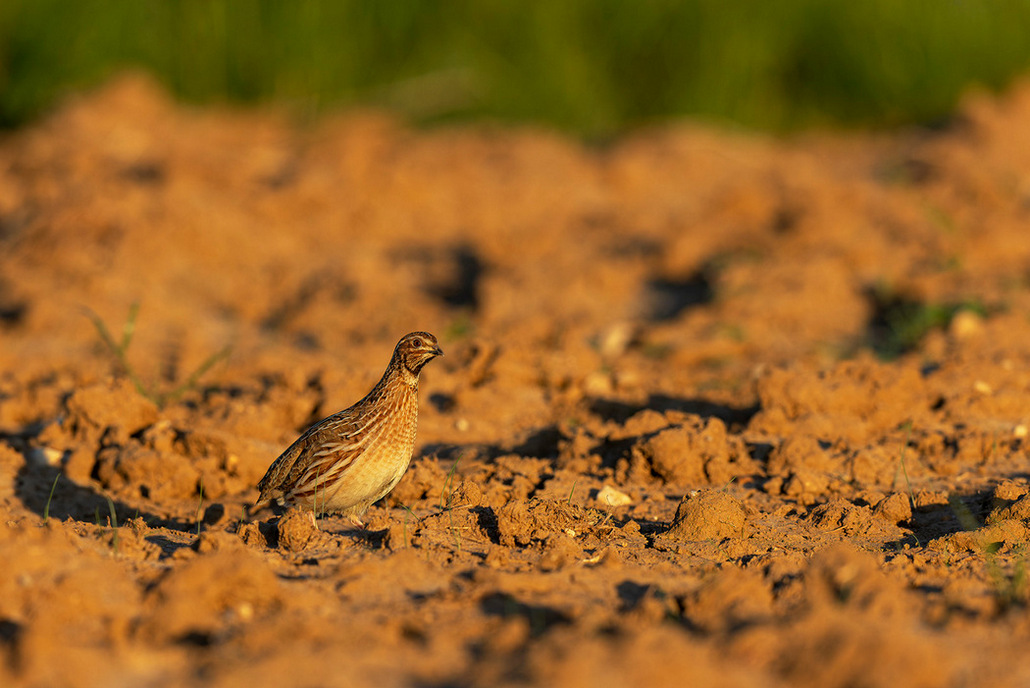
<box><xmin>3</xmin><ymin>76</ymin><xmax>1030</xmax><ymax>687</ymax></box>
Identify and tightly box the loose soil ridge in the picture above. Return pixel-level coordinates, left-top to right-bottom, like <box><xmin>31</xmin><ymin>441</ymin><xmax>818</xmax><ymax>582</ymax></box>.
<box><xmin>3</xmin><ymin>75</ymin><xmax>1030</xmax><ymax>687</ymax></box>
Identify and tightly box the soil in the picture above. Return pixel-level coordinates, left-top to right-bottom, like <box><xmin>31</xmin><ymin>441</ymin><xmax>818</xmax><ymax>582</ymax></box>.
<box><xmin>3</xmin><ymin>74</ymin><xmax>1030</xmax><ymax>687</ymax></box>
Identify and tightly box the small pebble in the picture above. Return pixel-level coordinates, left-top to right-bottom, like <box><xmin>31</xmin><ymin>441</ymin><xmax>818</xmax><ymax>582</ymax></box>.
<box><xmin>596</xmin><ymin>484</ymin><xmax>633</xmax><ymax>506</ymax></box>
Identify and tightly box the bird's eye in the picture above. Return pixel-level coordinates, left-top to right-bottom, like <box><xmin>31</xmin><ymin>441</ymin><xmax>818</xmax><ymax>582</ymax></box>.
<box><xmin>411</xmin><ymin>338</ymin><xmax>423</xmax><ymax>348</ymax></box>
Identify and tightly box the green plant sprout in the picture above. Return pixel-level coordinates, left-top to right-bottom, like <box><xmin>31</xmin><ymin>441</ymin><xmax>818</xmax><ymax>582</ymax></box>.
<box><xmin>893</xmin><ymin>421</ymin><xmax>917</xmax><ymax>508</ymax></box>
<box><xmin>439</xmin><ymin>459</ymin><xmax>460</xmax><ymax>510</ymax></box>
<box><xmin>400</xmin><ymin>505</ymin><xmax>419</xmax><ymax>549</ymax></box>
<box><xmin>43</xmin><ymin>472</ymin><xmax>60</xmax><ymax>524</ymax></box>
<box><xmin>106</xmin><ymin>496</ymin><xmax>120</xmax><ymax>554</ymax></box>
<box><xmin>948</xmin><ymin>493</ymin><xmax>1027</xmax><ymax>608</ymax></box>
<box><xmin>87</xmin><ymin>302</ymin><xmax>230</xmax><ymax>408</ymax></box>
<box><xmin>195</xmin><ymin>478</ymin><xmax>205</xmax><ymax>535</ymax></box>
<box><xmin>448</xmin><ymin>502</ymin><xmax>462</xmax><ymax>553</ymax></box>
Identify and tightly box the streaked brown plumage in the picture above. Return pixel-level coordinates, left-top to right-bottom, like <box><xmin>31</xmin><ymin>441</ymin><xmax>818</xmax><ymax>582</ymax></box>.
<box><xmin>254</xmin><ymin>332</ymin><xmax>443</xmax><ymax>523</ymax></box>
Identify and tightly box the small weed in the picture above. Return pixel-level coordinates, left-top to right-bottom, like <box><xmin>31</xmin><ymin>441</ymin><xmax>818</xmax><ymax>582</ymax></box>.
<box><xmin>400</xmin><ymin>505</ymin><xmax>418</xmax><ymax>549</ymax></box>
<box><xmin>445</xmin><ymin>313</ymin><xmax>474</xmax><ymax>340</ymax></box>
<box><xmin>439</xmin><ymin>459</ymin><xmax>460</xmax><ymax>510</ymax></box>
<box><xmin>567</xmin><ymin>480</ymin><xmax>578</xmax><ymax>506</ymax></box>
<box><xmin>43</xmin><ymin>472</ymin><xmax>60</xmax><ymax>524</ymax></box>
<box><xmin>718</xmin><ymin>323</ymin><xmax>746</xmax><ymax>342</ymax></box>
<box><xmin>924</xmin><ymin>204</ymin><xmax>957</xmax><ymax>235</ymax></box>
<box><xmin>892</xmin><ymin>421</ymin><xmax>917</xmax><ymax>507</ymax></box>
<box><xmin>865</xmin><ymin>286</ymin><xmax>989</xmax><ymax>359</ymax></box>
<box><xmin>106</xmin><ymin>496</ymin><xmax>120</xmax><ymax>554</ymax></box>
<box><xmin>948</xmin><ymin>493</ymin><xmax>1028</xmax><ymax>608</ymax></box>
<box><xmin>195</xmin><ymin>478</ymin><xmax>205</xmax><ymax>535</ymax></box>
<box><xmin>948</xmin><ymin>493</ymin><xmax>979</xmax><ymax>532</ymax></box>
<box><xmin>87</xmin><ymin>302</ymin><xmax>230</xmax><ymax>408</ymax></box>
<box><xmin>448</xmin><ymin>504</ymin><xmax>461</xmax><ymax>552</ymax></box>
<box><xmin>640</xmin><ymin>342</ymin><xmax>674</xmax><ymax>360</ymax></box>
<box><xmin>598</xmin><ymin>500</ymin><xmax>615</xmax><ymax>530</ymax></box>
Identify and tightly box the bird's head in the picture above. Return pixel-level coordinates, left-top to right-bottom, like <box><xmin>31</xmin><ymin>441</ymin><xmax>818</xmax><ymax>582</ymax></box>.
<box><xmin>395</xmin><ymin>331</ymin><xmax>444</xmax><ymax>377</ymax></box>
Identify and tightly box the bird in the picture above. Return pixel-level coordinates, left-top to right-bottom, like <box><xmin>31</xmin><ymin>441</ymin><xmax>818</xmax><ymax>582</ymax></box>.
<box><xmin>254</xmin><ymin>331</ymin><xmax>443</xmax><ymax>525</ymax></box>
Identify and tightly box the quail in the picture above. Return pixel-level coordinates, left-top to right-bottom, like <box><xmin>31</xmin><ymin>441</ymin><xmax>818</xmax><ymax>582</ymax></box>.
<box><xmin>254</xmin><ymin>332</ymin><xmax>443</xmax><ymax>524</ymax></box>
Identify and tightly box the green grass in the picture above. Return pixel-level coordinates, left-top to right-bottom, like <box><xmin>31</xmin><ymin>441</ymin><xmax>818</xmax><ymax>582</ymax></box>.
<box><xmin>106</xmin><ymin>496</ymin><xmax>120</xmax><ymax>554</ymax></box>
<box><xmin>866</xmin><ymin>287</ymin><xmax>991</xmax><ymax>360</ymax></box>
<box><xmin>439</xmin><ymin>459</ymin><xmax>460</xmax><ymax>510</ymax></box>
<box><xmin>88</xmin><ymin>302</ymin><xmax>230</xmax><ymax>408</ymax></box>
<box><xmin>948</xmin><ymin>493</ymin><xmax>1028</xmax><ymax>608</ymax></box>
<box><xmin>892</xmin><ymin>422</ymin><xmax>916</xmax><ymax>498</ymax></box>
<box><xmin>42</xmin><ymin>472</ymin><xmax>60</xmax><ymax>525</ymax></box>
<box><xmin>2</xmin><ymin>1</ymin><xmax>1030</xmax><ymax>133</ymax></box>
<box><xmin>195</xmin><ymin>478</ymin><xmax>205</xmax><ymax>536</ymax></box>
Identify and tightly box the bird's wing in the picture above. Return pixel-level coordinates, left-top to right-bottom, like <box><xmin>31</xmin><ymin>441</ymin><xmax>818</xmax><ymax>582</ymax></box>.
<box><xmin>256</xmin><ymin>409</ymin><xmax>370</xmax><ymax>502</ymax></box>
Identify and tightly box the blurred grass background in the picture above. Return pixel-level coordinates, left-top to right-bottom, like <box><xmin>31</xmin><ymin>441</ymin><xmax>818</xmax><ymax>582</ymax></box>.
<box><xmin>2</xmin><ymin>0</ymin><xmax>1030</xmax><ymax>133</ymax></box>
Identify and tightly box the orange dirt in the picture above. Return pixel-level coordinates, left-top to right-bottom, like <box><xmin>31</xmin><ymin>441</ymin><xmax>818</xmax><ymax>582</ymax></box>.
<box><xmin>3</xmin><ymin>74</ymin><xmax>1030</xmax><ymax>687</ymax></box>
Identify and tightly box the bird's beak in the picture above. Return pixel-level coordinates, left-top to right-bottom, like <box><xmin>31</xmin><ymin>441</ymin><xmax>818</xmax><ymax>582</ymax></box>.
<box><xmin>433</xmin><ymin>344</ymin><xmax>444</xmax><ymax>357</ymax></box>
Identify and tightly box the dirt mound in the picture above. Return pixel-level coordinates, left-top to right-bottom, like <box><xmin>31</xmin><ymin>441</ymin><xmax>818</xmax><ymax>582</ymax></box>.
<box><xmin>3</xmin><ymin>73</ymin><xmax>1030</xmax><ymax>686</ymax></box>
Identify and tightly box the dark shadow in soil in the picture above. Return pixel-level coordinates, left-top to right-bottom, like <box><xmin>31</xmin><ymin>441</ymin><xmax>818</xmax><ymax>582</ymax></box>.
<box><xmin>862</xmin><ymin>287</ymin><xmax>987</xmax><ymax>360</ymax></box>
<box><xmin>511</xmin><ymin>427</ymin><xmax>564</xmax><ymax>459</ymax></box>
<box><xmin>429</xmin><ymin>392</ymin><xmax>457</xmax><ymax>413</ymax></box>
<box><xmin>15</xmin><ymin>460</ymin><xmax>191</xmax><ymax>530</ymax></box>
<box><xmin>632</xmin><ymin>516</ymin><xmax>673</xmax><ymax>538</ymax></box>
<box><xmin>260</xmin><ymin>269</ymin><xmax>356</xmax><ymax>339</ymax></box>
<box><xmin>422</xmin><ymin>425</ymin><xmax>567</xmax><ymax>463</ymax></box>
<box><xmin>417</xmin><ymin>441</ymin><xmax>500</xmax><ymax>466</ymax></box>
<box><xmin>480</xmin><ymin>592</ymin><xmax>572</xmax><ymax>637</ymax></box>
<box><xmin>420</xmin><ymin>393</ymin><xmax>760</xmax><ymax>476</ymax></box>
<box><xmin>0</xmin><ymin>299</ymin><xmax>26</xmax><ymax>328</ymax></box>
<box><xmin>426</xmin><ymin>243</ymin><xmax>484</xmax><ymax>309</ymax></box>
<box><xmin>472</xmin><ymin>505</ymin><xmax>500</xmax><ymax>544</ymax></box>
<box><xmin>0</xmin><ymin>619</ymin><xmax>20</xmax><ymax>646</ymax></box>
<box><xmin>146</xmin><ymin>533</ymin><xmax>195</xmax><ymax>558</ymax></box>
<box><xmin>0</xmin><ymin>277</ymin><xmax>28</xmax><ymax>328</ymax></box>
<box><xmin>396</xmin><ymin>242</ymin><xmax>485</xmax><ymax>311</ymax></box>
<box><xmin>885</xmin><ymin>485</ymin><xmax>1006</xmax><ymax>550</ymax></box>
<box><xmin>119</xmin><ymin>160</ymin><xmax>166</xmax><ymax>185</ymax></box>
<box><xmin>642</xmin><ymin>267</ymin><xmax>713</xmax><ymax>321</ymax></box>
<box><xmin>588</xmin><ymin>394</ymin><xmax>759</xmax><ymax>430</ymax></box>
<box><xmin>616</xmin><ymin>580</ymin><xmax>652</xmax><ymax>610</ymax></box>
